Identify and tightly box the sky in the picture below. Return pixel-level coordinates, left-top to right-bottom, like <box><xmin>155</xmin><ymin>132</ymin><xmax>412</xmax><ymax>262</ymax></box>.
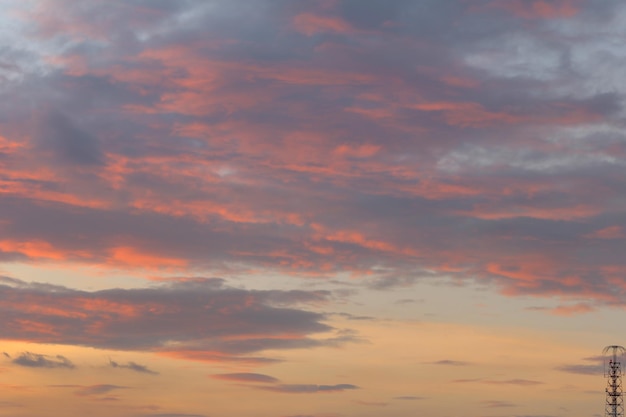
<box><xmin>0</xmin><ymin>0</ymin><xmax>626</xmax><ymax>416</ymax></box>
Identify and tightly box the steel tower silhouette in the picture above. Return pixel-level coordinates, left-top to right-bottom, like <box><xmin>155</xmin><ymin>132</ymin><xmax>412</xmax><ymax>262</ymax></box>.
<box><xmin>604</xmin><ymin>345</ymin><xmax>626</xmax><ymax>417</ymax></box>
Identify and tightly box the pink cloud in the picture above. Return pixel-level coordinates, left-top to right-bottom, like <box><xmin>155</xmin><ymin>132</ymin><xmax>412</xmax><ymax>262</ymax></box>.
<box><xmin>585</xmin><ymin>226</ymin><xmax>625</xmax><ymax>239</ymax></box>
<box><xmin>292</xmin><ymin>13</ymin><xmax>354</xmax><ymax>36</ymax></box>
<box><xmin>0</xmin><ymin>277</ymin><xmax>346</xmax><ymax>363</ymax></box>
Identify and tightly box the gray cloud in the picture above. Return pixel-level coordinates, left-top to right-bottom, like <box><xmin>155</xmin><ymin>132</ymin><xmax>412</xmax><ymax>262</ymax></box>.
<box><xmin>485</xmin><ymin>379</ymin><xmax>544</xmax><ymax>386</ymax></box>
<box><xmin>138</xmin><ymin>414</ymin><xmax>207</xmax><ymax>417</ymax></box>
<box><xmin>109</xmin><ymin>359</ymin><xmax>159</xmax><ymax>375</ymax></box>
<box><xmin>483</xmin><ymin>400</ymin><xmax>516</xmax><ymax>408</ymax></box>
<box><xmin>259</xmin><ymin>384</ymin><xmax>359</xmax><ymax>394</ymax></box>
<box><xmin>211</xmin><ymin>373</ymin><xmax>279</xmax><ymax>384</ymax></box>
<box><xmin>37</xmin><ymin>111</ymin><xmax>104</xmax><ymax>166</ymax></box>
<box><xmin>453</xmin><ymin>378</ymin><xmax>543</xmax><ymax>386</ymax></box>
<box><xmin>0</xmin><ymin>277</ymin><xmax>350</xmax><ymax>362</ymax></box>
<box><xmin>74</xmin><ymin>384</ymin><xmax>127</xmax><ymax>396</ymax></box>
<box><xmin>12</xmin><ymin>352</ymin><xmax>75</xmax><ymax>369</ymax></box>
<box><xmin>514</xmin><ymin>415</ymin><xmax>558</xmax><ymax>417</ymax></box>
<box><xmin>557</xmin><ymin>355</ymin><xmax>604</xmax><ymax>375</ymax></box>
<box><xmin>429</xmin><ymin>359</ymin><xmax>470</xmax><ymax>366</ymax></box>
<box><xmin>0</xmin><ymin>0</ymin><xmax>624</xmax><ymax>319</ymax></box>
<box><xmin>556</xmin><ymin>364</ymin><xmax>602</xmax><ymax>375</ymax></box>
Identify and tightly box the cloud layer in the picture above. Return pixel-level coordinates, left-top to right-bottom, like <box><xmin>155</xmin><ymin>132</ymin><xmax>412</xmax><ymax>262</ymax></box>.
<box><xmin>0</xmin><ymin>0</ymin><xmax>624</xmax><ymax>307</ymax></box>
<box><xmin>0</xmin><ymin>277</ymin><xmax>343</xmax><ymax>362</ymax></box>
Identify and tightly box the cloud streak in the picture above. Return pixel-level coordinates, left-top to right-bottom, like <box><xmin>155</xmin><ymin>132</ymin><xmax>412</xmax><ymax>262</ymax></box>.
<box><xmin>74</xmin><ymin>384</ymin><xmax>127</xmax><ymax>397</ymax></box>
<box><xmin>211</xmin><ymin>373</ymin><xmax>279</xmax><ymax>384</ymax></box>
<box><xmin>258</xmin><ymin>384</ymin><xmax>359</xmax><ymax>394</ymax></box>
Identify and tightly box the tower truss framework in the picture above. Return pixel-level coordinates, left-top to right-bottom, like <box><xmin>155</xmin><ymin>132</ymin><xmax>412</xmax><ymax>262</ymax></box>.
<box><xmin>604</xmin><ymin>345</ymin><xmax>626</xmax><ymax>417</ymax></box>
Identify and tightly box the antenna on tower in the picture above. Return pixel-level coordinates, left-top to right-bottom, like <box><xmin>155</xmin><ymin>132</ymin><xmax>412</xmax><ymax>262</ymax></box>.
<box><xmin>603</xmin><ymin>345</ymin><xmax>626</xmax><ymax>417</ymax></box>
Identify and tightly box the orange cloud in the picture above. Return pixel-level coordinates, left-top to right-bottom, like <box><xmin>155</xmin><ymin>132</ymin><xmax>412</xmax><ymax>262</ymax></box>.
<box><xmin>108</xmin><ymin>246</ymin><xmax>187</xmax><ymax>269</ymax></box>
<box><xmin>333</xmin><ymin>144</ymin><xmax>381</xmax><ymax>158</ymax></box>
<box><xmin>457</xmin><ymin>204</ymin><xmax>602</xmax><ymax>221</ymax></box>
<box><xmin>0</xmin><ymin>240</ymin><xmax>84</xmax><ymax>261</ymax></box>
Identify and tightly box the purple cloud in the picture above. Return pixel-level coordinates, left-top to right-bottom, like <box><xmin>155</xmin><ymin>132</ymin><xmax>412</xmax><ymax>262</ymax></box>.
<box><xmin>0</xmin><ymin>277</ymin><xmax>351</xmax><ymax>363</ymax></box>
<box><xmin>0</xmin><ymin>0</ymin><xmax>623</xmax><ymax>309</ymax></box>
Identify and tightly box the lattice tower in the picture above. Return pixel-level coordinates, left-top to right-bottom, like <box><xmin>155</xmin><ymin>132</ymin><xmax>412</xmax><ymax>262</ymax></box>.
<box><xmin>604</xmin><ymin>345</ymin><xmax>626</xmax><ymax>417</ymax></box>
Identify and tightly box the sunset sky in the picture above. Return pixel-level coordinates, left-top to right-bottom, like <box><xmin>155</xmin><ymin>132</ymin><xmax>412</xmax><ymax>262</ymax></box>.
<box><xmin>1</xmin><ymin>0</ymin><xmax>626</xmax><ymax>416</ymax></box>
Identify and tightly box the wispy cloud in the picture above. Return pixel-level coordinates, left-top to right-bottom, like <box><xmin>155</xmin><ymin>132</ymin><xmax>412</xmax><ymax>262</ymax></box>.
<box><xmin>393</xmin><ymin>396</ymin><xmax>426</xmax><ymax>401</ymax></box>
<box><xmin>211</xmin><ymin>373</ymin><xmax>279</xmax><ymax>384</ymax></box>
<box><xmin>428</xmin><ymin>359</ymin><xmax>470</xmax><ymax>366</ymax></box>
<box><xmin>74</xmin><ymin>384</ymin><xmax>128</xmax><ymax>397</ymax></box>
<box><xmin>556</xmin><ymin>355</ymin><xmax>604</xmax><ymax>375</ymax></box>
<box><xmin>138</xmin><ymin>414</ymin><xmax>207</xmax><ymax>417</ymax></box>
<box><xmin>483</xmin><ymin>400</ymin><xmax>517</xmax><ymax>408</ymax></box>
<box><xmin>354</xmin><ymin>400</ymin><xmax>387</xmax><ymax>406</ymax></box>
<box><xmin>11</xmin><ymin>352</ymin><xmax>75</xmax><ymax>369</ymax></box>
<box><xmin>258</xmin><ymin>384</ymin><xmax>359</xmax><ymax>394</ymax></box>
<box><xmin>453</xmin><ymin>378</ymin><xmax>543</xmax><ymax>386</ymax></box>
<box><xmin>109</xmin><ymin>359</ymin><xmax>158</xmax><ymax>375</ymax></box>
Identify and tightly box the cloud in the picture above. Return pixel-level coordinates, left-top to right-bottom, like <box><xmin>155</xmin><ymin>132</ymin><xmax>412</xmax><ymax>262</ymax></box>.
<box><xmin>483</xmin><ymin>400</ymin><xmax>516</xmax><ymax>408</ymax></box>
<box><xmin>394</xmin><ymin>298</ymin><xmax>424</xmax><ymax>304</ymax></box>
<box><xmin>109</xmin><ymin>359</ymin><xmax>158</xmax><ymax>375</ymax></box>
<box><xmin>211</xmin><ymin>373</ymin><xmax>279</xmax><ymax>384</ymax></box>
<box><xmin>330</xmin><ymin>312</ymin><xmax>376</xmax><ymax>321</ymax></box>
<box><xmin>556</xmin><ymin>364</ymin><xmax>602</xmax><ymax>375</ymax></box>
<box><xmin>258</xmin><ymin>384</ymin><xmax>359</xmax><ymax>394</ymax></box>
<box><xmin>485</xmin><ymin>379</ymin><xmax>544</xmax><ymax>386</ymax></box>
<box><xmin>483</xmin><ymin>0</ymin><xmax>582</xmax><ymax>19</ymax></box>
<box><xmin>138</xmin><ymin>414</ymin><xmax>207</xmax><ymax>417</ymax></box>
<box><xmin>429</xmin><ymin>359</ymin><xmax>470</xmax><ymax>366</ymax></box>
<box><xmin>0</xmin><ymin>277</ymin><xmax>350</xmax><ymax>362</ymax></box>
<box><xmin>0</xmin><ymin>0</ymin><xmax>624</xmax><ymax>329</ymax></box>
<box><xmin>556</xmin><ymin>356</ymin><xmax>604</xmax><ymax>375</ymax></box>
<box><xmin>74</xmin><ymin>384</ymin><xmax>127</xmax><ymax>397</ymax></box>
<box><xmin>211</xmin><ymin>370</ymin><xmax>358</xmax><ymax>396</ymax></box>
<box><xmin>393</xmin><ymin>396</ymin><xmax>425</xmax><ymax>400</ymax></box>
<box><xmin>354</xmin><ymin>400</ymin><xmax>387</xmax><ymax>406</ymax></box>
<box><xmin>453</xmin><ymin>378</ymin><xmax>543</xmax><ymax>386</ymax></box>
<box><xmin>585</xmin><ymin>226</ymin><xmax>625</xmax><ymax>239</ymax></box>
<box><xmin>11</xmin><ymin>352</ymin><xmax>75</xmax><ymax>369</ymax></box>
<box><xmin>36</xmin><ymin>111</ymin><xmax>104</xmax><ymax>167</ymax></box>
<box><xmin>513</xmin><ymin>415</ymin><xmax>558</xmax><ymax>417</ymax></box>
<box><xmin>0</xmin><ymin>400</ymin><xmax>24</xmax><ymax>408</ymax></box>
